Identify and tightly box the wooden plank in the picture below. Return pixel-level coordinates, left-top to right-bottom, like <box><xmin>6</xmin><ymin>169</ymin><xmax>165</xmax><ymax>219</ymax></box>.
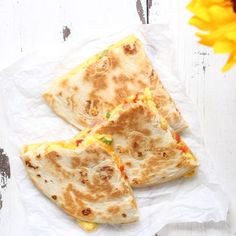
<box><xmin>0</xmin><ymin>0</ymin><xmax>141</xmax><ymax>71</ymax></box>
<box><xmin>149</xmin><ymin>0</ymin><xmax>235</xmax><ymax>235</ymax></box>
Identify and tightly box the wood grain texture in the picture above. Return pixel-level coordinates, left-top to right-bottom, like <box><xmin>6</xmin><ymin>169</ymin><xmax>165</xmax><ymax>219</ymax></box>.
<box><xmin>136</xmin><ymin>0</ymin><xmax>146</xmax><ymax>24</ymax></box>
<box><xmin>0</xmin><ymin>148</ymin><xmax>11</xmax><ymax>210</ymax></box>
<box><xmin>0</xmin><ymin>0</ymin><xmax>235</xmax><ymax>235</ymax></box>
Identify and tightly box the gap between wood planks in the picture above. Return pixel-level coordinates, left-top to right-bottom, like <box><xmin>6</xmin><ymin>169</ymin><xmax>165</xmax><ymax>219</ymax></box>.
<box><xmin>136</xmin><ymin>0</ymin><xmax>153</xmax><ymax>24</ymax></box>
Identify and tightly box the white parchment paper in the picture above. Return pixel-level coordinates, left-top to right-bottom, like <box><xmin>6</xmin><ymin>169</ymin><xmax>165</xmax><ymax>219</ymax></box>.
<box><xmin>0</xmin><ymin>25</ymin><xmax>228</xmax><ymax>236</ymax></box>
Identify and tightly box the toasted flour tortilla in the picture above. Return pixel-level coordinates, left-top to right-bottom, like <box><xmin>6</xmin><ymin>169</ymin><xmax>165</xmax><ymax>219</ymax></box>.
<box><xmin>91</xmin><ymin>90</ymin><xmax>199</xmax><ymax>187</ymax></box>
<box><xmin>43</xmin><ymin>35</ymin><xmax>186</xmax><ymax>132</ymax></box>
<box><xmin>21</xmin><ymin>135</ymin><xmax>138</xmax><ymax>224</ymax></box>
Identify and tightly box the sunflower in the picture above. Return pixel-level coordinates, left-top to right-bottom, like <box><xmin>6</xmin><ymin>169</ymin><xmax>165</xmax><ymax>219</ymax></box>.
<box><xmin>187</xmin><ymin>0</ymin><xmax>236</xmax><ymax>72</ymax></box>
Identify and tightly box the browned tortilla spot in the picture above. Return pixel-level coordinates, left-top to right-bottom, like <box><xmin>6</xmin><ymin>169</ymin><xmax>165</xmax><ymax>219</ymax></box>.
<box><xmin>115</xmin><ymin>87</ymin><xmax>130</xmax><ymax>104</ymax></box>
<box><xmin>45</xmin><ymin>151</ymin><xmax>60</xmax><ymax>159</ymax></box>
<box><xmin>46</xmin><ymin>151</ymin><xmax>71</xmax><ymax>178</ymax></box>
<box><xmin>82</xmin><ymin>208</ymin><xmax>92</xmax><ymax>216</ymax></box>
<box><xmin>99</xmin><ymin>166</ymin><xmax>114</xmax><ymax>181</ymax></box>
<box><xmin>92</xmin><ymin>74</ymin><xmax>108</xmax><ymax>90</ymax></box>
<box><xmin>60</xmin><ymin>79</ymin><xmax>68</xmax><ymax>87</ymax></box>
<box><xmin>108</xmin><ymin>52</ymin><xmax>120</xmax><ymax>69</ymax></box>
<box><xmin>25</xmin><ymin>160</ymin><xmax>39</xmax><ymax>169</ymax></box>
<box><xmin>71</xmin><ymin>156</ymin><xmax>81</xmax><ymax>169</ymax></box>
<box><xmin>137</xmin><ymin>80</ymin><xmax>147</xmax><ymax>88</ymax></box>
<box><xmin>107</xmin><ymin>206</ymin><xmax>120</xmax><ymax>214</ymax></box>
<box><xmin>51</xmin><ymin>195</ymin><xmax>57</xmax><ymax>200</ymax></box>
<box><xmin>123</xmin><ymin>43</ymin><xmax>137</xmax><ymax>55</ymax></box>
<box><xmin>73</xmin><ymin>86</ymin><xmax>79</xmax><ymax>91</ymax></box>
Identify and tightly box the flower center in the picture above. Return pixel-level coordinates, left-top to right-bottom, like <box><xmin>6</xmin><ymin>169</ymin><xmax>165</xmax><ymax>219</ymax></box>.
<box><xmin>232</xmin><ymin>0</ymin><xmax>236</xmax><ymax>12</ymax></box>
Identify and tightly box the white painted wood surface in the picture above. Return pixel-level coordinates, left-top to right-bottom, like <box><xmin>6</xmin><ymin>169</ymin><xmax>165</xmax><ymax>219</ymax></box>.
<box><xmin>0</xmin><ymin>0</ymin><xmax>236</xmax><ymax>235</ymax></box>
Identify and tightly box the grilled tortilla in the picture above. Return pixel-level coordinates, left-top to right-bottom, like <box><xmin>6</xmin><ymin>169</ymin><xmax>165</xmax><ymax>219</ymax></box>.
<box><xmin>90</xmin><ymin>89</ymin><xmax>199</xmax><ymax>187</ymax></box>
<box><xmin>21</xmin><ymin>135</ymin><xmax>138</xmax><ymax>225</ymax></box>
<box><xmin>43</xmin><ymin>35</ymin><xmax>186</xmax><ymax>132</ymax></box>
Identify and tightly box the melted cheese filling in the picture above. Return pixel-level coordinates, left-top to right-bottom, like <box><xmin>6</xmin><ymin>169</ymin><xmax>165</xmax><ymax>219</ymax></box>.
<box><xmin>77</xmin><ymin>220</ymin><xmax>98</xmax><ymax>232</ymax></box>
<box><xmin>107</xmin><ymin>88</ymin><xmax>158</xmax><ymax>121</ymax></box>
<box><xmin>23</xmin><ymin>130</ymin><xmax>110</xmax><ymax>151</ymax></box>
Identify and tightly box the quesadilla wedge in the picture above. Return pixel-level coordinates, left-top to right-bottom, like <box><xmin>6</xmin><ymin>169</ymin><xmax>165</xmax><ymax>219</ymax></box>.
<box><xmin>21</xmin><ymin>135</ymin><xmax>138</xmax><ymax>226</ymax></box>
<box><xmin>90</xmin><ymin>89</ymin><xmax>199</xmax><ymax>187</ymax></box>
<box><xmin>43</xmin><ymin>35</ymin><xmax>187</xmax><ymax>132</ymax></box>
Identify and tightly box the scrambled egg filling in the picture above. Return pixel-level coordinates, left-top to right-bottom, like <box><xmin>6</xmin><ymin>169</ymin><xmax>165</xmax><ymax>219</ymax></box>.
<box><xmin>173</xmin><ymin>132</ymin><xmax>196</xmax><ymax>162</ymax></box>
<box><xmin>23</xmin><ymin>130</ymin><xmax>112</xmax><ymax>153</ymax></box>
<box><xmin>77</xmin><ymin>220</ymin><xmax>97</xmax><ymax>232</ymax></box>
<box><xmin>106</xmin><ymin>88</ymin><xmax>158</xmax><ymax>121</ymax></box>
<box><xmin>160</xmin><ymin>117</ymin><xmax>168</xmax><ymax>131</ymax></box>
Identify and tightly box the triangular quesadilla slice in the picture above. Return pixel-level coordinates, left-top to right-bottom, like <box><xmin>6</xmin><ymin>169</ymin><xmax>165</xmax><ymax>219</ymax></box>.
<box><xmin>21</xmin><ymin>135</ymin><xmax>138</xmax><ymax>225</ymax></box>
<box><xmin>43</xmin><ymin>35</ymin><xmax>186</xmax><ymax>132</ymax></box>
<box><xmin>90</xmin><ymin>89</ymin><xmax>199</xmax><ymax>187</ymax></box>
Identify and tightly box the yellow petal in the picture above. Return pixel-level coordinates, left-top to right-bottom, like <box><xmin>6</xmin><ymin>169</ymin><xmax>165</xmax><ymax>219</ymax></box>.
<box><xmin>197</xmin><ymin>33</ymin><xmax>215</xmax><ymax>46</ymax></box>
<box><xmin>189</xmin><ymin>16</ymin><xmax>214</xmax><ymax>30</ymax></box>
<box><xmin>211</xmin><ymin>22</ymin><xmax>236</xmax><ymax>38</ymax></box>
<box><xmin>197</xmin><ymin>22</ymin><xmax>236</xmax><ymax>45</ymax></box>
<box><xmin>226</xmin><ymin>30</ymin><xmax>236</xmax><ymax>42</ymax></box>
<box><xmin>212</xmin><ymin>0</ymin><xmax>227</xmax><ymax>3</ymax></box>
<box><xmin>194</xmin><ymin>7</ymin><xmax>211</xmax><ymax>22</ymax></box>
<box><xmin>222</xmin><ymin>53</ymin><xmax>236</xmax><ymax>72</ymax></box>
<box><xmin>186</xmin><ymin>0</ymin><xmax>196</xmax><ymax>12</ymax></box>
<box><xmin>209</xmin><ymin>5</ymin><xmax>236</xmax><ymax>24</ymax></box>
<box><xmin>213</xmin><ymin>40</ymin><xmax>235</xmax><ymax>53</ymax></box>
